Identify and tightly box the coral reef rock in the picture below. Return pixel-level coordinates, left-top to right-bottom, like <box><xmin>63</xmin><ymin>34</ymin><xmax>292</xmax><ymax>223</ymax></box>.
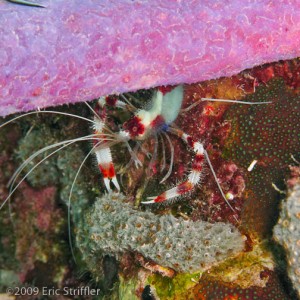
<box><xmin>273</xmin><ymin>178</ymin><xmax>300</xmax><ymax>298</ymax></box>
<box><xmin>78</xmin><ymin>193</ymin><xmax>245</xmax><ymax>273</ymax></box>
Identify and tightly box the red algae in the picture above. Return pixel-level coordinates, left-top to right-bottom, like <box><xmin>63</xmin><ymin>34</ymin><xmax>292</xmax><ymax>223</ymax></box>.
<box><xmin>12</xmin><ymin>183</ymin><xmax>66</xmax><ymax>283</ymax></box>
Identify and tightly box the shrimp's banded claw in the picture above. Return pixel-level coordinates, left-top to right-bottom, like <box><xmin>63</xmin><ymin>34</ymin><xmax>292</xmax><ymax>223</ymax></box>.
<box><xmin>98</xmin><ymin>163</ymin><xmax>120</xmax><ymax>192</ymax></box>
<box><xmin>94</xmin><ymin>145</ymin><xmax>120</xmax><ymax>193</ymax></box>
<box><xmin>142</xmin><ymin>155</ymin><xmax>204</xmax><ymax>204</ymax></box>
<box><xmin>142</xmin><ymin>128</ymin><xmax>206</xmax><ymax>205</ymax></box>
<box><xmin>93</xmin><ymin>96</ymin><xmax>123</xmax><ymax>193</ymax></box>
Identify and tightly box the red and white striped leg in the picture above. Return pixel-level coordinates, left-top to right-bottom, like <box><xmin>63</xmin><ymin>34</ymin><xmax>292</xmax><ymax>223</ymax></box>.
<box><xmin>143</xmin><ymin>129</ymin><xmax>205</xmax><ymax>204</ymax></box>
<box><xmin>94</xmin><ymin>100</ymin><xmax>120</xmax><ymax>193</ymax></box>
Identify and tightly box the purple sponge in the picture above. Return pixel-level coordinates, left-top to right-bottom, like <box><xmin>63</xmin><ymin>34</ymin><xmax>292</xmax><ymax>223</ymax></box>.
<box><xmin>1</xmin><ymin>0</ymin><xmax>300</xmax><ymax>116</ymax></box>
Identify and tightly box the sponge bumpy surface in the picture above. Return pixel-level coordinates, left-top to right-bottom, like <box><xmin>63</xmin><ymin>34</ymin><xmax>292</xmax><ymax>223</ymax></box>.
<box><xmin>79</xmin><ymin>193</ymin><xmax>245</xmax><ymax>273</ymax></box>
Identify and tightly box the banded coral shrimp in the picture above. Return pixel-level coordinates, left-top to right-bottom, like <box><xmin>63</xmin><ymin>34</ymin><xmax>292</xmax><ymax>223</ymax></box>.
<box><xmin>0</xmin><ymin>84</ymin><xmax>271</xmax><ymax>215</ymax></box>
<box><xmin>0</xmin><ymin>82</ymin><xmax>272</xmax><ymax>290</ymax></box>
<box><xmin>87</xmin><ymin>83</ymin><xmax>272</xmax><ymax>222</ymax></box>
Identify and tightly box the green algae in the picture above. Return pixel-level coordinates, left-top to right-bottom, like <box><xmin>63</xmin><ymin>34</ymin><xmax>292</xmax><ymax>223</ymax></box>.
<box><xmin>16</xmin><ymin>126</ymin><xmax>60</xmax><ymax>187</ymax></box>
<box><xmin>147</xmin><ymin>272</ymin><xmax>201</xmax><ymax>300</ymax></box>
<box><xmin>0</xmin><ymin>270</ymin><xmax>20</xmax><ymax>290</ymax></box>
<box><xmin>119</xmin><ymin>275</ymin><xmax>139</xmax><ymax>300</ymax></box>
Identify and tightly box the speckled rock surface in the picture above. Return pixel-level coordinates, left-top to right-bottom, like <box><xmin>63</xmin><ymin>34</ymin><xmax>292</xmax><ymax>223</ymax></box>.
<box><xmin>1</xmin><ymin>0</ymin><xmax>300</xmax><ymax>116</ymax></box>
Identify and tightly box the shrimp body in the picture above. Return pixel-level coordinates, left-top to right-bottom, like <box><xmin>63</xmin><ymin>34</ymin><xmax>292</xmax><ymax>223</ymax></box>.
<box><xmin>94</xmin><ymin>85</ymin><xmax>207</xmax><ymax>205</ymax></box>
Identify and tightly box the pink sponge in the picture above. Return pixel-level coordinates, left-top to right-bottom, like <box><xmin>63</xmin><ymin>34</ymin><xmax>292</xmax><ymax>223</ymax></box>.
<box><xmin>1</xmin><ymin>0</ymin><xmax>300</xmax><ymax>116</ymax></box>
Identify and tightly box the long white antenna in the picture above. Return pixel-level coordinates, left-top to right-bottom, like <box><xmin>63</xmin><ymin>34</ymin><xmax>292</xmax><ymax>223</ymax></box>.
<box><xmin>181</xmin><ymin>98</ymin><xmax>272</xmax><ymax>112</ymax></box>
<box><xmin>201</xmin><ymin>98</ymin><xmax>272</xmax><ymax>104</ymax></box>
<box><xmin>0</xmin><ymin>110</ymin><xmax>96</xmax><ymax>129</ymax></box>
<box><xmin>203</xmin><ymin>150</ymin><xmax>238</xmax><ymax>223</ymax></box>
